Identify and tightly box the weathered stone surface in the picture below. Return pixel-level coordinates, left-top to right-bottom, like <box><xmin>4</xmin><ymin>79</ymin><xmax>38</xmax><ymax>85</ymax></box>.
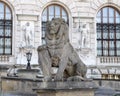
<box><xmin>36</xmin><ymin>89</ymin><xmax>95</xmax><ymax>96</ymax></box>
<box><xmin>1</xmin><ymin>77</ymin><xmax>98</xmax><ymax>92</ymax></box>
<box><xmin>2</xmin><ymin>77</ymin><xmax>120</xmax><ymax>96</ymax></box>
<box><xmin>33</xmin><ymin>80</ymin><xmax>98</xmax><ymax>96</ymax></box>
<box><xmin>95</xmin><ymin>87</ymin><xmax>116</xmax><ymax>96</ymax></box>
<box><xmin>1</xmin><ymin>92</ymin><xmax>37</xmax><ymax>96</ymax></box>
<box><xmin>37</xmin><ymin>18</ymin><xmax>87</xmax><ymax>81</ymax></box>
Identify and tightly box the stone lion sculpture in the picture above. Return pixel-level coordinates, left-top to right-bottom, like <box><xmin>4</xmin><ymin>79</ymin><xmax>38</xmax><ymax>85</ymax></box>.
<box><xmin>37</xmin><ymin>18</ymin><xmax>87</xmax><ymax>81</ymax></box>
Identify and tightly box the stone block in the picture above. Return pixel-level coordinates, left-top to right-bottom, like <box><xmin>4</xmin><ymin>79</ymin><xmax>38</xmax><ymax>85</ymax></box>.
<box><xmin>17</xmin><ymin>15</ymin><xmax>38</xmax><ymax>21</ymax></box>
<box><xmin>36</xmin><ymin>89</ymin><xmax>94</xmax><ymax>96</ymax></box>
<box><xmin>2</xmin><ymin>80</ymin><xmax>18</xmax><ymax>92</ymax></box>
<box><xmin>33</xmin><ymin>81</ymin><xmax>98</xmax><ymax>96</ymax></box>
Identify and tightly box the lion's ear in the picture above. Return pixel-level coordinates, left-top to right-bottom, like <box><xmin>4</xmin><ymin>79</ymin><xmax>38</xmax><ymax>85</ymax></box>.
<box><xmin>58</xmin><ymin>23</ymin><xmax>65</xmax><ymax>34</ymax></box>
<box><xmin>57</xmin><ymin>22</ymin><xmax>68</xmax><ymax>37</ymax></box>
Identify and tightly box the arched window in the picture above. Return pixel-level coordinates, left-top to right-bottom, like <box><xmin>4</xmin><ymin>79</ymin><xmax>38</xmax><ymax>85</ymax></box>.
<box><xmin>41</xmin><ymin>4</ymin><xmax>68</xmax><ymax>44</ymax></box>
<box><xmin>0</xmin><ymin>2</ymin><xmax>12</xmax><ymax>55</ymax></box>
<box><xmin>96</xmin><ymin>7</ymin><xmax>120</xmax><ymax>56</ymax></box>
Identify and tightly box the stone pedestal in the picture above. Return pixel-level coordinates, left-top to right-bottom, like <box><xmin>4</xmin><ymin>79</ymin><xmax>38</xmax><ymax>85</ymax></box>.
<box><xmin>0</xmin><ymin>77</ymin><xmax>119</xmax><ymax>96</ymax></box>
<box><xmin>35</xmin><ymin>88</ymin><xmax>95</xmax><ymax>96</ymax></box>
<box><xmin>33</xmin><ymin>81</ymin><xmax>98</xmax><ymax>96</ymax></box>
<box><xmin>1</xmin><ymin>76</ymin><xmax>98</xmax><ymax>96</ymax></box>
<box><xmin>1</xmin><ymin>77</ymin><xmax>118</xmax><ymax>96</ymax></box>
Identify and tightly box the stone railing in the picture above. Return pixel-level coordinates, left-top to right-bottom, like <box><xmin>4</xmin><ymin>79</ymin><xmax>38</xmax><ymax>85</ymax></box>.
<box><xmin>0</xmin><ymin>55</ymin><xmax>9</xmax><ymax>62</ymax></box>
<box><xmin>97</xmin><ymin>57</ymin><xmax>120</xmax><ymax>64</ymax></box>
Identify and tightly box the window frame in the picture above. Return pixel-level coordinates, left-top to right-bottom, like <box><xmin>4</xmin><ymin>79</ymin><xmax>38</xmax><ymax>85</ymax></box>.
<box><xmin>41</xmin><ymin>4</ymin><xmax>69</xmax><ymax>44</ymax></box>
<box><xmin>96</xmin><ymin>6</ymin><xmax>120</xmax><ymax>56</ymax></box>
<box><xmin>0</xmin><ymin>1</ymin><xmax>13</xmax><ymax>55</ymax></box>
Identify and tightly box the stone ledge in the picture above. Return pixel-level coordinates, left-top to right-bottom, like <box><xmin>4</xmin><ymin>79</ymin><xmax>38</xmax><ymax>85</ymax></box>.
<box><xmin>1</xmin><ymin>76</ymin><xmax>98</xmax><ymax>93</ymax></box>
<box><xmin>33</xmin><ymin>87</ymin><xmax>96</xmax><ymax>96</ymax></box>
<box><xmin>1</xmin><ymin>76</ymin><xmax>43</xmax><ymax>82</ymax></box>
<box><xmin>1</xmin><ymin>91</ymin><xmax>37</xmax><ymax>96</ymax></box>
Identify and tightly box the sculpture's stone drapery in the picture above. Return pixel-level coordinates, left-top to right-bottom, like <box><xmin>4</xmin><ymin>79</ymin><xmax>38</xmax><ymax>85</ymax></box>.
<box><xmin>37</xmin><ymin>18</ymin><xmax>87</xmax><ymax>81</ymax></box>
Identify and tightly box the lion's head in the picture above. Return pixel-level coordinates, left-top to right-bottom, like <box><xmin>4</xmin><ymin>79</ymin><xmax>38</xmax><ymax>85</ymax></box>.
<box><xmin>46</xmin><ymin>18</ymin><xmax>69</xmax><ymax>42</ymax></box>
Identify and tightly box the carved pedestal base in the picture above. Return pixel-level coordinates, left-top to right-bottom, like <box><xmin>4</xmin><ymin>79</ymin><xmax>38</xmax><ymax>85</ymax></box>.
<box><xmin>33</xmin><ymin>81</ymin><xmax>98</xmax><ymax>96</ymax></box>
<box><xmin>36</xmin><ymin>88</ymin><xmax>95</xmax><ymax>96</ymax></box>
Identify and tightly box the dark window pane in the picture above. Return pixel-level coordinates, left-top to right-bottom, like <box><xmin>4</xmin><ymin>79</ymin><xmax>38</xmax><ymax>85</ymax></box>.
<box><xmin>49</xmin><ymin>6</ymin><xmax>54</xmax><ymax>16</ymax></box>
<box><xmin>109</xmin><ymin>50</ymin><xmax>114</xmax><ymax>56</ymax></box>
<box><xmin>97</xmin><ymin>50</ymin><xmax>102</xmax><ymax>56</ymax></box>
<box><xmin>0</xmin><ymin>3</ymin><xmax>4</xmax><ymax>13</ymax></box>
<box><xmin>116</xmin><ymin>41</ymin><xmax>120</xmax><ymax>49</ymax></box>
<box><xmin>97</xmin><ymin>41</ymin><xmax>101</xmax><ymax>48</ymax></box>
<box><xmin>97</xmin><ymin>32</ymin><xmax>101</xmax><ymax>39</ymax></box>
<box><xmin>5</xmin><ymin>38</ymin><xmax>11</xmax><ymax>47</ymax></box>
<box><xmin>109</xmin><ymin>31</ymin><xmax>114</xmax><ymax>39</ymax></box>
<box><xmin>42</xmin><ymin>16</ymin><xmax>47</xmax><ymax>22</ymax></box>
<box><xmin>109</xmin><ymin>41</ymin><xmax>114</xmax><ymax>49</ymax></box>
<box><xmin>103</xmin><ymin>18</ymin><xmax>107</xmax><ymax>23</ymax></box>
<box><xmin>109</xmin><ymin>8</ymin><xmax>114</xmax><ymax>17</ymax></box>
<box><xmin>0</xmin><ymin>14</ymin><xmax>4</xmax><ymax>19</ymax></box>
<box><xmin>109</xmin><ymin>17</ymin><xmax>114</xmax><ymax>23</ymax></box>
<box><xmin>116</xmin><ymin>18</ymin><xmax>120</xmax><ymax>23</ymax></box>
<box><xmin>103</xmin><ymin>50</ymin><xmax>108</xmax><ymax>56</ymax></box>
<box><xmin>117</xmin><ymin>50</ymin><xmax>120</xmax><ymax>56</ymax></box>
<box><xmin>0</xmin><ymin>48</ymin><xmax>3</xmax><ymax>54</ymax></box>
<box><xmin>97</xmin><ymin>17</ymin><xmax>101</xmax><ymax>23</ymax></box>
<box><xmin>5</xmin><ymin>48</ymin><xmax>11</xmax><ymax>54</ymax></box>
<box><xmin>103</xmin><ymin>41</ymin><xmax>108</xmax><ymax>49</ymax></box>
<box><xmin>62</xmin><ymin>9</ymin><xmax>67</xmax><ymax>16</ymax></box>
<box><xmin>0</xmin><ymin>38</ymin><xmax>4</xmax><ymax>47</ymax></box>
<box><xmin>6</xmin><ymin>6</ymin><xmax>11</xmax><ymax>19</ymax></box>
<box><xmin>103</xmin><ymin>7</ymin><xmax>107</xmax><ymax>17</ymax></box>
<box><xmin>0</xmin><ymin>2</ymin><xmax>4</xmax><ymax>19</ymax></box>
<box><xmin>5</xmin><ymin>26</ymin><xmax>11</xmax><ymax>36</ymax></box>
<box><xmin>0</xmin><ymin>26</ymin><xmax>4</xmax><ymax>36</ymax></box>
<box><xmin>116</xmin><ymin>31</ymin><xmax>120</xmax><ymax>39</ymax></box>
<box><xmin>55</xmin><ymin>6</ymin><xmax>60</xmax><ymax>16</ymax></box>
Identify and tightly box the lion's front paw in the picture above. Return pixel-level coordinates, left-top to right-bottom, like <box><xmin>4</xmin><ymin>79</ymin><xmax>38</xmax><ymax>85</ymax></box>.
<box><xmin>54</xmin><ymin>74</ymin><xmax>63</xmax><ymax>81</ymax></box>
<box><xmin>37</xmin><ymin>45</ymin><xmax>46</xmax><ymax>51</ymax></box>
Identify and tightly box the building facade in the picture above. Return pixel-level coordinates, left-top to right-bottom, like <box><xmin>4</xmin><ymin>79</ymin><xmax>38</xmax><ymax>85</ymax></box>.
<box><xmin>0</xmin><ymin>0</ymin><xmax>120</xmax><ymax>79</ymax></box>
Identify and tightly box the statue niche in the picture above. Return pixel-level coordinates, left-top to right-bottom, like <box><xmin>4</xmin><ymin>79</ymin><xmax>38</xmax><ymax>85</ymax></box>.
<box><xmin>37</xmin><ymin>18</ymin><xmax>87</xmax><ymax>81</ymax></box>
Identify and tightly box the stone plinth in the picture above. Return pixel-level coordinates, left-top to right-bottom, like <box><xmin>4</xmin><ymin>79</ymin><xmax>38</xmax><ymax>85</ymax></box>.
<box><xmin>2</xmin><ymin>77</ymin><xmax>118</xmax><ymax>96</ymax></box>
<box><xmin>33</xmin><ymin>81</ymin><xmax>98</xmax><ymax>96</ymax></box>
<box><xmin>35</xmin><ymin>88</ymin><xmax>95</xmax><ymax>96</ymax></box>
<box><xmin>1</xmin><ymin>76</ymin><xmax>43</xmax><ymax>93</ymax></box>
<box><xmin>1</xmin><ymin>76</ymin><xmax>98</xmax><ymax>96</ymax></box>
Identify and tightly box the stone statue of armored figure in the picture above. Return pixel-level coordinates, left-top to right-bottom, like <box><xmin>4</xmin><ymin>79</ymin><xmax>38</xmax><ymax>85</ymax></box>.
<box><xmin>37</xmin><ymin>18</ymin><xmax>87</xmax><ymax>81</ymax></box>
<box><xmin>80</xmin><ymin>22</ymin><xmax>90</xmax><ymax>48</ymax></box>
